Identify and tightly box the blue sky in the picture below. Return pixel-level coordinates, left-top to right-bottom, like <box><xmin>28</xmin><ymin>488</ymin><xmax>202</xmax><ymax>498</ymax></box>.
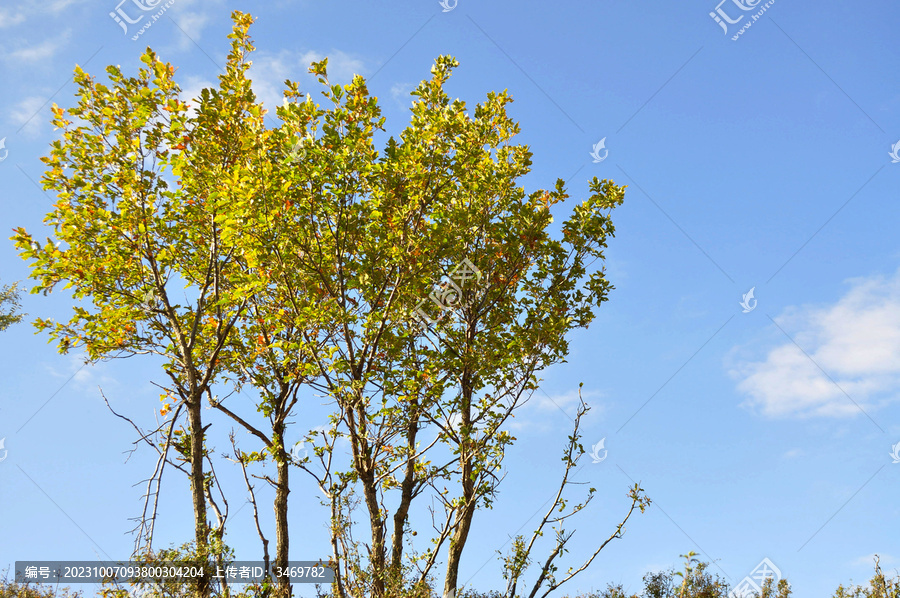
<box><xmin>1</xmin><ymin>1</ymin><xmax>899</xmax><ymax>597</ymax></box>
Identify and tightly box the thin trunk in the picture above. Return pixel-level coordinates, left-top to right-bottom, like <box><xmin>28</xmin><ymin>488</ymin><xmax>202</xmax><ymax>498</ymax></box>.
<box><xmin>444</xmin><ymin>376</ymin><xmax>476</xmax><ymax>598</ymax></box>
<box><xmin>361</xmin><ymin>458</ymin><xmax>386</xmax><ymax>598</ymax></box>
<box><xmin>274</xmin><ymin>443</ymin><xmax>292</xmax><ymax>598</ymax></box>
<box><xmin>443</xmin><ymin>455</ymin><xmax>476</xmax><ymax>598</ymax></box>
<box><xmin>330</xmin><ymin>488</ymin><xmax>347</xmax><ymax>598</ymax></box>
<box><xmin>350</xmin><ymin>402</ymin><xmax>386</xmax><ymax>598</ymax></box>
<box><xmin>389</xmin><ymin>403</ymin><xmax>420</xmax><ymax>579</ymax></box>
<box><xmin>187</xmin><ymin>396</ymin><xmax>211</xmax><ymax>598</ymax></box>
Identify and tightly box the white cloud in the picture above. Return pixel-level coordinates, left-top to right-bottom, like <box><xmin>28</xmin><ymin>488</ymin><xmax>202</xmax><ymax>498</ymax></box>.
<box><xmin>177</xmin><ymin>74</ymin><xmax>216</xmax><ymax>118</ymax></box>
<box><xmin>248</xmin><ymin>49</ymin><xmax>366</xmax><ymax>115</ymax></box>
<box><xmin>782</xmin><ymin>448</ymin><xmax>804</xmax><ymax>459</ymax></box>
<box><xmin>43</xmin><ymin>352</ymin><xmax>120</xmax><ymax>397</ymax></box>
<box><xmin>730</xmin><ymin>269</ymin><xmax>900</xmax><ymax>418</ymax></box>
<box><xmin>174</xmin><ymin>10</ymin><xmax>210</xmax><ymax>50</ymax></box>
<box><xmin>390</xmin><ymin>82</ymin><xmax>415</xmax><ymax>108</ymax></box>
<box><xmin>508</xmin><ymin>387</ymin><xmax>606</xmax><ymax>433</ymax></box>
<box><xmin>6</xmin><ymin>30</ymin><xmax>71</xmax><ymax>63</ymax></box>
<box><xmin>246</xmin><ymin>50</ymin><xmax>296</xmax><ymax>115</ymax></box>
<box><xmin>10</xmin><ymin>95</ymin><xmax>50</xmax><ymax>137</ymax></box>
<box><xmin>851</xmin><ymin>553</ymin><xmax>896</xmax><ymax>568</ymax></box>
<box><xmin>301</xmin><ymin>49</ymin><xmax>365</xmax><ymax>85</ymax></box>
<box><xmin>47</xmin><ymin>0</ymin><xmax>87</xmax><ymax>13</ymax></box>
<box><xmin>532</xmin><ymin>387</ymin><xmax>602</xmax><ymax>414</ymax></box>
<box><xmin>0</xmin><ymin>8</ymin><xmax>26</xmax><ymax>28</ymax></box>
<box><xmin>173</xmin><ymin>47</ymin><xmax>365</xmax><ymax>122</ymax></box>
<box><xmin>0</xmin><ymin>0</ymin><xmax>87</xmax><ymax>28</ymax></box>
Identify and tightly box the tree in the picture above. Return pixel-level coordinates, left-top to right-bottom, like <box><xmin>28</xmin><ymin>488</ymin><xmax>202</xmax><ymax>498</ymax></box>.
<box><xmin>0</xmin><ymin>279</ymin><xmax>25</xmax><ymax>332</ymax></box>
<box><xmin>832</xmin><ymin>556</ymin><xmax>900</xmax><ymax>598</ymax></box>
<box><xmin>498</xmin><ymin>396</ymin><xmax>649</xmax><ymax>598</ymax></box>
<box><xmin>224</xmin><ymin>36</ymin><xmax>645</xmax><ymax>597</ymax></box>
<box><xmin>15</xmin><ymin>11</ymin><xmax>646</xmax><ymax>598</ymax></box>
<box><xmin>11</xmin><ymin>14</ymin><xmax>265</xmax><ymax>597</ymax></box>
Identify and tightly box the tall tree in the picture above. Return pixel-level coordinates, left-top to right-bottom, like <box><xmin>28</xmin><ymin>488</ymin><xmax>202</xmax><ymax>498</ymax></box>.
<box><xmin>15</xmin><ymin>11</ymin><xmax>647</xmax><ymax>598</ymax></box>
<box><xmin>227</xmin><ymin>46</ymin><xmax>645</xmax><ymax>598</ymax></box>
<box><xmin>12</xmin><ymin>13</ymin><xmax>264</xmax><ymax>597</ymax></box>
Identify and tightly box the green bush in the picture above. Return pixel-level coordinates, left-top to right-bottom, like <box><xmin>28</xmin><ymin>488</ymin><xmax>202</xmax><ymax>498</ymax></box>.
<box><xmin>0</xmin><ymin>568</ymin><xmax>83</xmax><ymax>598</ymax></box>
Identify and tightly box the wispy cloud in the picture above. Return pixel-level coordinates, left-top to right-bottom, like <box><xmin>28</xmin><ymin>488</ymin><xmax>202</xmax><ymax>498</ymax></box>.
<box><xmin>177</xmin><ymin>74</ymin><xmax>216</xmax><ymax>118</ymax></box>
<box><xmin>390</xmin><ymin>82</ymin><xmax>415</xmax><ymax>109</ymax></box>
<box><xmin>47</xmin><ymin>0</ymin><xmax>88</xmax><ymax>14</ymax></box>
<box><xmin>0</xmin><ymin>0</ymin><xmax>85</xmax><ymax>27</ymax></box>
<box><xmin>851</xmin><ymin>553</ymin><xmax>896</xmax><ymax>568</ymax></box>
<box><xmin>248</xmin><ymin>49</ymin><xmax>366</xmax><ymax>115</ymax></box>
<box><xmin>166</xmin><ymin>0</ymin><xmax>225</xmax><ymax>47</ymax></box>
<box><xmin>43</xmin><ymin>352</ymin><xmax>120</xmax><ymax>397</ymax></box>
<box><xmin>10</xmin><ymin>95</ymin><xmax>51</xmax><ymax>137</ymax></box>
<box><xmin>532</xmin><ymin>387</ymin><xmax>601</xmax><ymax>414</ymax></box>
<box><xmin>730</xmin><ymin>269</ymin><xmax>900</xmax><ymax>418</ymax></box>
<box><xmin>300</xmin><ymin>49</ymin><xmax>365</xmax><ymax>85</ymax></box>
<box><xmin>5</xmin><ymin>30</ymin><xmax>71</xmax><ymax>63</ymax></box>
<box><xmin>0</xmin><ymin>7</ymin><xmax>26</xmax><ymax>28</ymax></box>
<box><xmin>509</xmin><ymin>387</ymin><xmax>605</xmax><ymax>432</ymax></box>
<box><xmin>173</xmin><ymin>10</ymin><xmax>211</xmax><ymax>50</ymax></box>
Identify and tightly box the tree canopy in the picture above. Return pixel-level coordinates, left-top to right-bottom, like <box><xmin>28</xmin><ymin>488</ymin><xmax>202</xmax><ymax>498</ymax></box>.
<box><xmin>13</xmin><ymin>11</ymin><xmax>646</xmax><ymax>598</ymax></box>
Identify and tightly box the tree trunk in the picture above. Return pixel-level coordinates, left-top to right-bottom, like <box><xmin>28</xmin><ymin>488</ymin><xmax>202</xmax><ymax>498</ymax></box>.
<box><xmin>187</xmin><ymin>396</ymin><xmax>211</xmax><ymax>598</ymax></box>
<box><xmin>274</xmin><ymin>443</ymin><xmax>292</xmax><ymax>598</ymax></box>
<box><xmin>443</xmin><ymin>456</ymin><xmax>476</xmax><ymax>598</ymax></box>
<box><xmin>389</xmin><ymin>403</ymin><xmax>420</xmax><ymax>580</ymax></box>
<box><xmin>349</xmin><ymin>402</ymin><xmax>386</xmax><ymax>598</ymax></box>
<box><xmin>444</xmin><ymin>378</ymin><xmax>476</xmax><ymax>598</ymax></box>
<box><xmin>362</xmin><ymin>475</ymin><xmax>386</xmax><ymax>598</ymax></box>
